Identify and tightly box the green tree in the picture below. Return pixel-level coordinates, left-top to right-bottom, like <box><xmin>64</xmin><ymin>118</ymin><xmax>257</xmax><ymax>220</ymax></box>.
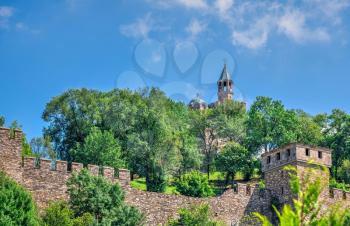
<box><xmin>42</xmin><ymin>89</ymin><xmax>106</xmax><ymax>161</ymax></box>
<box><xmin>0</xmin><ymin>115</ymin><xmax>5</xmax><ymax>127</ymax></box>
<box><xmin>168</xmin><ymin>204</ymin><xmax>223</xmax><ymax>226</ymax></box>
<box><xmin>67</xmin><ymin>169</ymin><xmax>143</xmax><ymax>225</ymax></box>
<box><xmin>338</xmin><ymin>159</ymin><xmax>350</xmax><ymax>184</ymax></box>
<box><xmin>293</xmin><ymin>110</ymin><xmax>324</xmax><ymax>146</ymax></box>
<box><xmin>71</xmin><ymin>127</ymin><xmax>124</xmax><ymax>170</ymax></box>
<box><xmin>189</xmin><ymin>108</ymin><xmax>217</xmax><ymax>178</ymax></box>
<box><xmin>322</xmin><ymin>109</ymin><xmax>350</xmax><ymax>176</ymax></box>
<box><xmin>0</xmin><ymin>171</ymin><xmax>40</xmax><ymax>226</ymax></box>
<box><xmin>254</xmin><ymin>165</ymin><xmax>349</xmax><ymax>226</ymax></box>
<box><xmin>174</xmin><ymin>171</ymin><xmax>213</xmax><ymax>197</ymax></box>
<box><xmin>215</xmin><ymin>142</ymin><xmax>251</xmax><ymax>183</ymax></box>
<box><xmin>247</xmin><ymin>97</ymin><xmax>298</xmax><ymax>153</ymax></box>
<box><xmin>42</xmin><ymin>201</ymin><xmax>94</xmax><ymax>226</ymax></box>
<box><xmin>211</xmin><ymin>100</ymin><xmax>247</xmax><ymax>143</ymax></box>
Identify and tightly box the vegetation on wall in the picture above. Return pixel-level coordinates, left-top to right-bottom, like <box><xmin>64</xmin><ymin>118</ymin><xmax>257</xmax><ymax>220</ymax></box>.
<box><xmin>254</xmin><ymin>165</ymin><xmax>350</xmax><ymax>226</ymax></box>
<box><xmin>40</xmin><ymin>88</ymin><xmax>350</xmax><ymax>192</ymax></box>
<box><xmin>167</xmin><ymin>204</ymin><xmax>224</xmax><ymax>226</ymax></box>
<box><xmin>174</xmin><ymin>170</ymin><xmax>214</xmax><ymax>197</ymax></box>
<box><xmin>66</xmin><ymin>169</ymin><xmax>143</xmax><ymax>225</ymax></box>
<box><xmin>0</xmin><ymin>172</ymin><xmax>40</xmax><ymax>226</ymax></box>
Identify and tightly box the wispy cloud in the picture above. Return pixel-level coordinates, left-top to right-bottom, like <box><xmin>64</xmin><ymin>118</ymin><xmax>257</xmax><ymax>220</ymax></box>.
<box><xmin>278</xmin><ymin>10</ymin><xmax>330</xmax><ymax>43</ymax></box>
<box><xmin>120</xmin><ymin>13</ymin><xmax>154</xmax><ymax>39</ymax></box>
<box><xmin>185</xmin><ymin>18</ymin><xmax>207</xmax><ymax>39</ymax></box>
<box><xmin>140</xmin><ymin>0</ymin><xmax>349</xmax><ymax>49</ymax></box>
<box><xmin>0</xmin><ymin>6</ymin><xmax>15</xmax><ymax>29</ymax></box>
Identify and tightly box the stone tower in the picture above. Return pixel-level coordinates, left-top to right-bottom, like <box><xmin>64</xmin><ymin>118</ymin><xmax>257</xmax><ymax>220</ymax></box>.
<box><xmin>261</xmin><ymin>144</ymin><xmax>332</xmax><ymax>205</ymax></box>
<box><xmin>217</xmin><ymin>63</ymin><xmax>233</xmax><ymax>104</ymax></box>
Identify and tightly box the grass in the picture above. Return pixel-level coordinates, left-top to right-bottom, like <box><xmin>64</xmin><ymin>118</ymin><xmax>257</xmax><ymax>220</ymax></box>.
<box><xmin>130</xmin><ymin>177</ymin><xmax>178</xmax><ymax>195</ymax></box>
<box><xmin>130</xmin><ymin>171</ymin><xmax>262</xmax><ymax>196</ymax></box>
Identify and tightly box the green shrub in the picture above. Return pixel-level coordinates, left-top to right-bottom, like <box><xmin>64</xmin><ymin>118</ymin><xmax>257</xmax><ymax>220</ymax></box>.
<box><xmin>67</xmin><ymin>169</ymin><xmax>143</xmax><ymax>225</ymax></box>
<box><xmin>146</xmin><ymin>163</ymin><xmax>167</xmax><ymax>192</ymax></box>
<box><xmin>168</xmin><ymin>204</ymin><xmax>223</xmax><ymax>226</ymax></box>
<box><xmin>0</xmin><ymin>171</ymin><xmax>40</xmax><ymax>226</ymax></box>
<box><xmin>42</xmin><ymin>201</ymin><xmax>94</xmax><ymax>226</ymax></box>
<box><xmin>174</xmin><ymin>171</ymin><xmax>213</xmax><ymax>197</ymax></box>
<box><xmin>338</xmin><ymin>160</ymin><xmax>350</xmax><ymax>184</ymax></box>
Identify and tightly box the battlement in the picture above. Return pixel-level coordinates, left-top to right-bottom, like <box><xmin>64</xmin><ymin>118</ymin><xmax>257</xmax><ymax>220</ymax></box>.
<box><xmin>261</xmin><ymin>143</ymin><xmax>332</xmax><ymax>172</ymax></box>
<box><xmin>0</xmin><ymin>127</ymin><xmax>131</xmax><ymax>208</ymax></box>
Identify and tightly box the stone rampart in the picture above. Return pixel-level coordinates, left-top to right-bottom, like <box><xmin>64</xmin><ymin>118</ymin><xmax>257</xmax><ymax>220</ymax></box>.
<box><xmin>2</xmin><ymin>127</ymin><xmax>350</xmax><ymax>225</ymax></box>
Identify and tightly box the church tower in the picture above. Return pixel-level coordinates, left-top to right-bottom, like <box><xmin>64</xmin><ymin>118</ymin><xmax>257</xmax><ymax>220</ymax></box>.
<box><xmin>217</xmin><ymin>63</ymin><xmax>233</xmax><ymax>104</ymax></box>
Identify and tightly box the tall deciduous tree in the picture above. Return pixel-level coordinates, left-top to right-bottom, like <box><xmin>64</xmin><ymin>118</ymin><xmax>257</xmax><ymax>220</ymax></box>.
<box><xmin>215</xmin><ymin>142</ymin><xmax>250</xmax><ymax>183</ymax></box>
<box><xmin>247</xmin><ymin>97</ymin><xmax>298</xmax><ymax>153</ymax></box>
<box><xmin>0</xmin><ymin>115</ymin><xmax>5</xmax><ymax>127</ymax></box>
<box><xmin>71</xmin><ymin>127</ymin><xmax>124</xmax><ymax>170</ymax></box>
<box><xmin>322</xmin><ymin>109</ymin><xmax>350</xmax><ymax>176</ymax></box>
<box><xmin>67</xmin><ymin>169</ymin><xmax>143</xmax><ymax>225</ymax></box>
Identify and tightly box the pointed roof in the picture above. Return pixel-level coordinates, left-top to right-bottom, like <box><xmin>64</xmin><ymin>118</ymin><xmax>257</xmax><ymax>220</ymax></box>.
<box><xmin>219</xmin><ymin>63</ymin><xmax>231</xmax><ymax>81</ymax></box>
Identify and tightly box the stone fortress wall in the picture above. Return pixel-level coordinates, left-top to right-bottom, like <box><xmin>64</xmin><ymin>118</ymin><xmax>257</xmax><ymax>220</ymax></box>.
<box><xmin>1</xmin><ymin>127</ymin><xmax>350</xmax><ymax>225</ymax></box>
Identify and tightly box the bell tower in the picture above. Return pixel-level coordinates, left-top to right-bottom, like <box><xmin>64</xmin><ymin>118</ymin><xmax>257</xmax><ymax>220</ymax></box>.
<box><xmin>217</xmin><ymin>63</ymin><xmax>233</xmax><ymax>104</ymax></box>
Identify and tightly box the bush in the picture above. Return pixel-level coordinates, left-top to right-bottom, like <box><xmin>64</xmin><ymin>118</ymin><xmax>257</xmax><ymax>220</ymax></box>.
<box><xmin>42</xmin><ymin>201</ymin><xmax>94</xmax><ymax>226</ymax></box>
<box><xmin>338</xmin><ymin>159</ymin><xmax>350</xmax><ymax>184</ymax></box>
<box><xmin>168</xmin><ymin>204</ymin><xmax>223</xmax><ymax>226</ymax></box>
<box><xmin>146</xmin><ymin>163</ymin><xmax>167</xmax><ymax>192</ymax></box>
<box><xmin>67</xmin><ymin>169</ymin><xmax>143</xmax><ymax>225</ymax></box>
<box><xmin>174</xmin><ymin>171</ymin><xmax>213</xmax><ymax>197</ymax></box>
<box><xmin>0</xmin><ymin>171</ymin><xmax>40</xmax><ymax>226</ymax></box>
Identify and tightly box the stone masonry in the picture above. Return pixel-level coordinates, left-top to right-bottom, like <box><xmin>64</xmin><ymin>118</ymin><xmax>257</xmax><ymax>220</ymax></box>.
<box><xmin>1</xmin><ymin>127</ymin><xmax>350</xmax><ymax>225</ymax></box>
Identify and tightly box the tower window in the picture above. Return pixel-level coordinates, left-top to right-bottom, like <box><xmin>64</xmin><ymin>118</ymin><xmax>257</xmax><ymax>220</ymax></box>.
<box><xmin>287</xmin><ymin>149</ymin><xmax>291</xmax><ymax>157</ymax></box>
<box><xmin>281</xmin><ymin>186</ymin><xmax>284</xmax><ymax>195</ymax></box>
<box><xmin>267</xmin><ymin>156</ymin><xmax>271</xmax><ymax>164</ymax></box>
<box><xmin>224</xmin><ymin>81</ymin><xmax>227</xmax><ymax>86</ymax></box>
<box><xmin>318</xmin><ymin>151</ymin><xmax>323</xmax><ymax>159</ymax></box>
<box><xmin>305</xmin><ymin>148</ymin><xmax>310</xmax><ymax>156</ymax></box>
<box><xmin>276</xmin><ymin>152</ymin><xmax>281</xmax><ymax>161</ymax></box>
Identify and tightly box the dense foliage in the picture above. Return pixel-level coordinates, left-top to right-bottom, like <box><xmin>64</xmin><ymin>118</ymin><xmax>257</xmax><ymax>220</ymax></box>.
<box><xmin>174</xmin><ymin>170</ymin><xmax>213</xmax><ymax>197</ymax></box>
<box><xmin>42</xmin><ymin>201</ymin><xmax>94</xmax><ymax>226</ymax></box>
<box><xmin>0</xmin><ymin>172</ymin><xmax>40</xmax><ymax>226</ymax></box>
<box><xmin>255</xmin><ymin>165</ymin><xmax>350</xmax><ymax>226</ymax></box>
<box><xmin>71</xmin><ymin>127</ymin><xmax>124</xmax><ymax>169</ymax></box>
<box><xmin>41</xmin><ymin>88</ymin><xmax>350</xmax><ymax>191</ymax></box>
<box><xmin>215</xmin><ymin>142</ymin><xmax>251</xmax><ymax>183</ymax></box>
<box><xmin>167</xmin><ymin>204</ymin><xmax>224</xmax><ymax>226</ymax></box>
<box><xmin>67</xmin><ymin>169</ymin><xmax>143</xmax><ymax>225</ymax></box>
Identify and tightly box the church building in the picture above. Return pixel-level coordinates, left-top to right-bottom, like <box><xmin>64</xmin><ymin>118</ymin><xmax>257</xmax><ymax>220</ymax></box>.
<box><xmin>188</xmin><ymin>63</ymin><xmax>234</xmax><ymax>110</ymax></box>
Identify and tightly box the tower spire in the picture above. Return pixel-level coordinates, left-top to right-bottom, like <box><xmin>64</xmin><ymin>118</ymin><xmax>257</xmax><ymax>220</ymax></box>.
<box><xmin>217</xmin><ymin>63</ymin><xmax>233</xmax><ymax>103</ymax></box>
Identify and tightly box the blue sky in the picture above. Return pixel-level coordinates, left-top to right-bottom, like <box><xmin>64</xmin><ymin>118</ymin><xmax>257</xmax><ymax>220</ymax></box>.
<box><xmin>0</xmin><ymin>0</ymin><xmax>350</xmax><ymax>140</ymax></box>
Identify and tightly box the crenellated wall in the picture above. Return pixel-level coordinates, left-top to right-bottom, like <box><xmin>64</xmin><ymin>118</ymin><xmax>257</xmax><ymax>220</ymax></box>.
<box><xmin>2</xmin><ymin>127</ymin><xmax>350</xmax><ymax>225</ymax></box>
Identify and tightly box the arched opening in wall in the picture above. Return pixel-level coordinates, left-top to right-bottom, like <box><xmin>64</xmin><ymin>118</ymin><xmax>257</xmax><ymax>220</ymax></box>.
<box><xmin>329</xmin><ymin>189</ymin><xmax>334</xmax><ymax>198</ymax></box>
<box><xmin>343</xmin><ymin>191</ymin><xmax>347</xmax><ymax>200</ymax></box>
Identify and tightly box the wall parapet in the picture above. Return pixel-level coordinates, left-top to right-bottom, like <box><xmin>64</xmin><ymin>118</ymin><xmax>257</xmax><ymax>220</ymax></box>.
<box><xmin>21</xmin><ymin>156</ymin><xmax>120</xmax><ymax>182</ymax></box>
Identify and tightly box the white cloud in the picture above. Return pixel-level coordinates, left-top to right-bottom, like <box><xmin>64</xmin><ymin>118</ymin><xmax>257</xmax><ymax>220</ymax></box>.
<box><xmin>120</xmin><ymin>13</ymin><xmax>154</xmax><ymax>39</ymax></box>
<box><xmin>185</xmin><ymin>19</ymin><xmax>207</xmax><ymax>38</ymax></box>
<box><xmin>141</xmin><ymin>0</ymin><xmax>349</xmax><ymax>49</ymax></box>
<box><xmin>146</xmin><ymin>0</ymin><xmax>208</xmax><ymax>10</ymax></box>
<box><xmin>0</xmin><ymin>6</ymin><xmax>14</xmax><ymax>17</ymax></box>
<box><xmin>232</xmin><ymin>17</ymin><xmax>271</xmax><ymax>49</ymax></box>
<box><xmin>176</xmin><ymin>0</ymin><xmax>208</xmax><ymax>10</ymax></box>
<box><xmin>215</xmin><ymin>0</ymin><xmax>234</xmax><ymax>16</ymax></box>
<box><xmin>278</xmin><ymin>10</ymin><xmax>330</xmax><ymax>43</ymax></box>
<box><xmin>0</xmin><ymin>6</ymin><xmax>14</xmax><ymax>29</ymax></box>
